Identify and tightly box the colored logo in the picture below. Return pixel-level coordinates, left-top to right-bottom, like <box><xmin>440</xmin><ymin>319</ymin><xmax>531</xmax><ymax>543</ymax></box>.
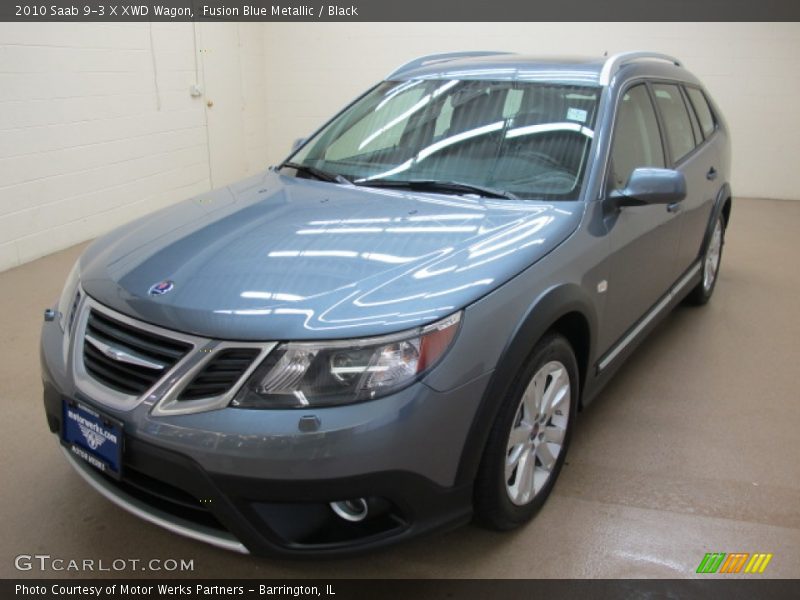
<box><xmin>148</xmin><ymin>279</ymin><xmax>175</xmax><ymax>296</ymax></box>
<box><xmin>696</xmin><ymin>552</ymin><xmax>773</xmax><ymax>574</ymax></box>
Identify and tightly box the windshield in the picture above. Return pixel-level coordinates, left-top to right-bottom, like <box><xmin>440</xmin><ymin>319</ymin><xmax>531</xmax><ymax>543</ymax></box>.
<box><xmin>287</xmin><ymin>79</ymin><xmax>600</xmax><ymax>200</ymax></box>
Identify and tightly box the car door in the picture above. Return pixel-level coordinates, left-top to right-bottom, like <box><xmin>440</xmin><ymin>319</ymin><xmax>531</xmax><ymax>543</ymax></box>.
<box><xmin>682</xmin><ymin>85</ymin><xmax>724</xmax><ymax>270</ymax></box>
<box><xmin>600</xmin><ymin>82</ymin><xmax>683</xmax><ymax>348</ymax></box>
<box><xmin>651</xmin><ymin>83</ymin><xmax>718</xmax><ymax>274</ymax></box>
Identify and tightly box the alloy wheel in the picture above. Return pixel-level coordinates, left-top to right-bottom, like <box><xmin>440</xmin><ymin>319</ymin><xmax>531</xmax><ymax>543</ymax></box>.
<box><xmin>504</xmin><ymin>360</ymin><xmax>570</xmax><ymax>506</ymax></box>
<box><xmin>703</xmin><ymin>219</ymin><xmax>723</xmax><ymax>292</ymax></box>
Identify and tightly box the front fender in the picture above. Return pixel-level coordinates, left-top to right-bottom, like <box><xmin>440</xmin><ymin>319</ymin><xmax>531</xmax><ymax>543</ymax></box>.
<box><xmin>701</xmin><ymin>183</ymin><xmax>732</xmax><ymax>256</ymax></box>
<box><xmin>454</xmin><ymin>282</ymin><xmax>597</xmax><ymax>485</ymax></box>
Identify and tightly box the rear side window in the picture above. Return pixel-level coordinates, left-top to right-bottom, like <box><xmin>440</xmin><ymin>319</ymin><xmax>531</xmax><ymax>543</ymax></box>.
<box><xmin>682</xmin><ymin>88</ymin><xmax>703</xmax><ymax>143</ymax></box>
<box><xmin>653</xmin><ymin>83</ymin><xmax>696</xmax><ymax>162</ymax></box>
<box><xmin>685</xmin><ymin>87</ymin><xmax>716</xmax><ymax>139</ymax></box>
<box><xmin>610</xmin><ymin>84</ymin><xmax>665</xmax><ymax>190</ymax></box>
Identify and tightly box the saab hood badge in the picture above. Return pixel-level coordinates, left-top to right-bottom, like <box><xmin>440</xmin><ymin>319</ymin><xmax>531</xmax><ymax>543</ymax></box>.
<box><xmin>148</xmin><ymin>280</ymin><xmax>175</xmax><ymax>296</ymax></box>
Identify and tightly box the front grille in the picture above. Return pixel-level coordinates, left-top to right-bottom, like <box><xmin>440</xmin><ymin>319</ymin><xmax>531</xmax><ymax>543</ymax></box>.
<box><xmin>178</xmin><ymin>348</ymin><xmax>260</xmax><ymax>401</ymax></box>
<box><xmin>82</xmin><ymin>310</ymin><xmax>191</xmax><ymax>395</ymax></box>
<box><xmin>67</xmin><ymin>290</ymin><xmax>82</xmax><ymax>332</ymax></box>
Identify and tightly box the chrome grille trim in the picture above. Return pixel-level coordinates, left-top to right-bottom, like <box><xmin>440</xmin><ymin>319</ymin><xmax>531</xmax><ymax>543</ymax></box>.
<box><xmin>178</xmin><ymin>348</ymin><xmax>262</xmax><ymax>401</ymax></box>
<box><xmin>71</xmin><ymin>292</ymin><xmax>275</xmax><ymax>415</ymax></box>
<box><xmin>84</xmin><ymin>333</ymin><xmax>169</xmax><ymax>371</ymax></box>
<box><xmin>149</xmin><ymin>339</ymin><xmax>275</xmax><ymax>417</ymax></box>
<box><xmin>67</xmin><ymin>289</ymin><xmax>82</xmax><ymax>332</ymax></box>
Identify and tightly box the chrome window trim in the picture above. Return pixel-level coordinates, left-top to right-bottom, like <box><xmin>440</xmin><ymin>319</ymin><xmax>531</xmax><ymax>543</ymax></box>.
<box><xmin>71</xmin><ymin>292</ymin><xmax>275</xmax><ymax>416</ymax></box>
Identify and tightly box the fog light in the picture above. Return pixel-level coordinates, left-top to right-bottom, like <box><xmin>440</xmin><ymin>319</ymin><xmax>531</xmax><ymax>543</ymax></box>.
<box><xmin>329</xmin><ymin>498</ymin><xmax>368</xmax><ymax>522</ymax></box>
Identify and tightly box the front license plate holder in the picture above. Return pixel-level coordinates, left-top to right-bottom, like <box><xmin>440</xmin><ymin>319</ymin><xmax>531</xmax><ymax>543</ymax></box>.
<box><xmin>61</xmin><ymin>398</ymin><xmax>123</xmax><ymax>480</ymax></box>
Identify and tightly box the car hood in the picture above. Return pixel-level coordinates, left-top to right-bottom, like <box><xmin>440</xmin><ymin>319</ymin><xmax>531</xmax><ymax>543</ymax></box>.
<box><xmin>80</xmin><ymin>170</ymin><xmax>582</xmax><ymax>340</ymax></box>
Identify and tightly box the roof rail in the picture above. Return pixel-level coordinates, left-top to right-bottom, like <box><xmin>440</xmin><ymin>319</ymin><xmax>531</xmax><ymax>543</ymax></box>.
<box><xmin>386</xmin><ymin>51</ymin><xmax>514</xmax><ymax>80</ymax></box>
<box><xmin>599</xmin><ymin>51</ymin><xmax>682</xmax><ymax>85</ymax></box>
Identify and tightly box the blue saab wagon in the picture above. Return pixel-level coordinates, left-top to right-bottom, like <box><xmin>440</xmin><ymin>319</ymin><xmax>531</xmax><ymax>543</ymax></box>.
<box><xmin>41</xmin><ymin>51</ymin><xmax>731</xmax><ymax>556</ymax></box>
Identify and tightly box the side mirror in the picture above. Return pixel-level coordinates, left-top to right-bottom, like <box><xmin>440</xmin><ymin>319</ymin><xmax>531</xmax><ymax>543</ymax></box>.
<box><xmin>609</xmin><ymin>168</ymin><xmax>686</xmax><ymax>208</ymax></box>
<box><xmin>291</xmin><ymin>137</ymin><xmax>306</xmax><ymax>152</ymax></box>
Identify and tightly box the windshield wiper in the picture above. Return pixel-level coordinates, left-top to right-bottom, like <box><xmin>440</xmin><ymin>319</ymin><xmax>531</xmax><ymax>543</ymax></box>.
<box><xmin>356</xmin><ymin>179</ymin><xmax>517</xmax><ymax>200</ymax></box>
<box><xmin>278</xmin><ymin>161</ymin><xmax>351</xmax><ymax>184</ymax></box>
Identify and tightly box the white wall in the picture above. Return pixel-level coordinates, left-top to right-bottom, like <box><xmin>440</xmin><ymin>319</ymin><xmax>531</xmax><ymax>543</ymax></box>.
<box><xmin>0</xmin><ymin>22</ymin><xmax>268</xmax><ymax>272</ymax></box>
<box><xmin>0</xmin><ymin>24</ymin><xmax>208</xmax><ymax>272</ymax></box>
<box><xmin>262</xmin><ymin>22</ymin><xmax>800</xmax><ymax>201</ymax></box>
<box><xmin>1</xmin><ymin>22</ymin><xmax>798</xmax><ymax>273</ymax></box>
<box><xmin>197</xmin><ymin>23</ymin><xmax>270</xmax><ymax>187</ymax></box>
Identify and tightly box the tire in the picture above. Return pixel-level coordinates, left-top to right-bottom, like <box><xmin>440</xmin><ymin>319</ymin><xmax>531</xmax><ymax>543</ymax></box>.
<box><xmin>686</xmin><ymin>213</ymin><xmax>725</xmax><ymax>306</ymax></box>
<box><xmin>474</xmin><ymin>333</ymin><xmax>579</xmax><ymax>530</ymax></box>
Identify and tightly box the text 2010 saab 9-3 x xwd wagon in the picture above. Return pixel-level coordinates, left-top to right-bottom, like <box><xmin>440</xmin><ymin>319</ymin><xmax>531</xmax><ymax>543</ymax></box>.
<box><xmin>41</xmin><ymin>51</ymin><xmax>731</xmax><ymax>556</ymax></box>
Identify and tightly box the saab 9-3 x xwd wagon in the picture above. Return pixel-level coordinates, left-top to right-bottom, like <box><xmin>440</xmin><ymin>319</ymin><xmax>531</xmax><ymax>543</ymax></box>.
<box><xmin>41</xmin><ymin>51</ymin><xmax>731</xmax><ymax>557</ymax></box>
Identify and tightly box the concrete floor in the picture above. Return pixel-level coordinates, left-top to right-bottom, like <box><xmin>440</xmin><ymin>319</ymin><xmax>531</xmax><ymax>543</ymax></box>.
<box><xmin>1</xmin><ymin>197</ymin><xmax>798</xmax><ymax>579</ymax></box>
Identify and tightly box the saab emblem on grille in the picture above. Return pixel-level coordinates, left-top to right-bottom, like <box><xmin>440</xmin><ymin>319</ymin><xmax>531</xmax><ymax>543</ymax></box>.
<box><xmin>148</xmin><ymin>279</ymin><xmax>174</xmax><ymax>296</ymax></box>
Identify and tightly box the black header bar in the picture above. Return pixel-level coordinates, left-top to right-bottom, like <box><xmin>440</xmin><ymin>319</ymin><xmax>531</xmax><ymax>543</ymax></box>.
<box><xmin>2</xmin><ymin>0</ymin><xmax>800</xmax><ymax>22</ymax></box>
<box><xmin>5</xmin><ymin>579</ymin><xmax>800</xmax><ymax>600</ymax></box>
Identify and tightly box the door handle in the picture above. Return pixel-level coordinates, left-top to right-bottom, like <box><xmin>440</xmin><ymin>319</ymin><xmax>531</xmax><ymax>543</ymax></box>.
<box><xmin>667</xmin><ymin>202</ymin><xmax>682</xmax><ymax>214</ymax></box>
<box><xmin>706</xmin><ymin>167</ymin><xmax>718</xmax><ymax>181</ymax></box>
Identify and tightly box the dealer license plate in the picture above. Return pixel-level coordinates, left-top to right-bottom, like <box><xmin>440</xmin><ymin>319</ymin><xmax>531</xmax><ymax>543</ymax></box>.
<box><xmin>62</xmin><ymin>399</ymin><xmax>123</xmax><ymax>480</ymax></box>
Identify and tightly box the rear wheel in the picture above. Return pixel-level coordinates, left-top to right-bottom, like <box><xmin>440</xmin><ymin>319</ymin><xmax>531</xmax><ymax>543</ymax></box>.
<box><xmin>474</xmin><ymin>334</ymin><xmax>578</xmax><ymax>530</ymax></box>
<box><xmin>687</xmin><ymin>213</ymin><xmax>725</xmax><ymax>305</ymax></box>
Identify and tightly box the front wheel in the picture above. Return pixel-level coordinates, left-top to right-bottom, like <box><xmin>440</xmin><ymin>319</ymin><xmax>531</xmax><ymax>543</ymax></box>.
<box><xmin>474</xmin><ymin>334</ymin><xmax>578</xmax><ymax>530</ymax></box>
<box><xmin>687</xmin><ymin>213</ymin><xmax>725</xmax><ymax>305</ymax></box>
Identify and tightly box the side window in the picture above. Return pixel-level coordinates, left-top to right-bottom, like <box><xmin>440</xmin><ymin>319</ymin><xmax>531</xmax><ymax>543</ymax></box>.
<box><xmin>652</xmin><ymin>83</ymin><xmax>696</xmax><ymax>162</ymax></box>
<box><xmin>502</xmin><ymin>88</ymin><xmax>524</xmax><ymax>118</ymax></box>
<box><xmin>682</xmin><ymin>87</ymin><xmax>703</xmax><ymax>143</ymax></box>
<box><xmin>433</xmin><ymin>96</ymin><xmax>454</xmax><ymax>137</ymax></box>
<box><xmin>610</xmin><ymin>84</ymin><xmax>665</xmax><ymax>190</ymax></box>
<box><xmin>686</xmin><ymin>87</ymin><xmax>716</xmax><ymax>139</ymax></box>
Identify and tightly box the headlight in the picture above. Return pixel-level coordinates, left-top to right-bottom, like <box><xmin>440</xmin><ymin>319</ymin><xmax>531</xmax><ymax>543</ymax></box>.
<box><xmin>232</xmin><ymin>311</ymin><xmax>462</xmax><ymax>408</ymax></box>
<box><xmin>57</xmin><ymin>259</ymin><xmax>81</xmax><ymax>333</ymax></box>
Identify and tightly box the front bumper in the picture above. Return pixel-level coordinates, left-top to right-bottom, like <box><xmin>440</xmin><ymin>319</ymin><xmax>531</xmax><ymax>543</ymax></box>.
<box><xmin>40</xmin><ymin>303</ymin><xmax>488</xmax><ymax>556</ymax></box>
<box><xmin>49</xmin><ymin>414</ymin><xmax>473</xmax><ymax>557</ymax></box>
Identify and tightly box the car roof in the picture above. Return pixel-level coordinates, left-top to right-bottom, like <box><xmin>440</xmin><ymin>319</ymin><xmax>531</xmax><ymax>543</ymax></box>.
<box><xmin>388</xmin><ymin>51</ymin><xmax>689</xmax><ymax>87</ymax></box>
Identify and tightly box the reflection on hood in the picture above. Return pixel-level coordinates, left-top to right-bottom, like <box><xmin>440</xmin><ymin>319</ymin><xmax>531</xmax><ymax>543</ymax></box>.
<box><xmin>80</xmin><ymin>170</ymin><xmax>582</xmax><ymax>340</ymax></box>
